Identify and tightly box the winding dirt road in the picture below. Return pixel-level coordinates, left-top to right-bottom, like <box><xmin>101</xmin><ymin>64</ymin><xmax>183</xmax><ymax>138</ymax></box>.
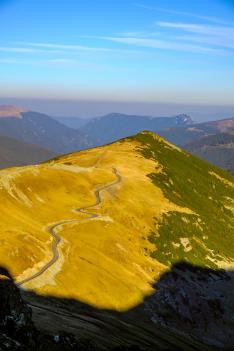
<box><xmin>18</xmin><ymin>167</ymin><xmax>122</xmax><ymax>287</ymax></box>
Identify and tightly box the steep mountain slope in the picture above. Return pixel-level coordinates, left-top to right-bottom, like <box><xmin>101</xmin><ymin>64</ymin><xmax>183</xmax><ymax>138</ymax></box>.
<box><xmin>78</xmin><ymin>113</ymin><xmax>193</xmax><ymax>145</ymax></box>
<box><xmin>54</xmin><ymin>116</ymin><xmax>91</xmax><ymax>129</ymax></box>
<box><xmin>0</xmin><ymin>131</ymin><xmax>233</xmax><ymax>349</ymax></box>
<box><xmin>0</xmin><ymin>135</ymin><xmax>56</xmax><ymax>169</ymax></box>
<box><xmin>0</xmin><ymin>105</ymin><xmax>93</xmax><ymax>153</ymax></box>
<box><xmin>159</xmin><ymin>117</ymin><xmax>234</xmax><ymax>146</ymax></box>
<box><xmin>185</xmin><ymin>132</ymin><xmax>234</xmax><ymax>175</ymax></box>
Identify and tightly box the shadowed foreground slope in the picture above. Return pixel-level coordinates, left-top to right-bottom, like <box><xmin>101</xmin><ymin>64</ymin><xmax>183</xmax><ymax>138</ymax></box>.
<box><xmin>1</xmin><ymin>263</ymin><xmax>234</xmax><ymax>350</ymax></box>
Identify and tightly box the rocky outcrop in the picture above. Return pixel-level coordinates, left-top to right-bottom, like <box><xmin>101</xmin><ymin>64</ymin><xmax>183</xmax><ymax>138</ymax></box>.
<box><xmin>0</xmin><ymin>268</ymin><xmax>36</xmax><ymax>350</ymax></box>
<box><xmin>0</xmin><ymin>268</ymin><xmax>83</xmax><ymax>350</ymax></box>
<box><xmin>144</xmin><ymin>262</ymin><xmax>233</xmax><ymax>349</ymax></box>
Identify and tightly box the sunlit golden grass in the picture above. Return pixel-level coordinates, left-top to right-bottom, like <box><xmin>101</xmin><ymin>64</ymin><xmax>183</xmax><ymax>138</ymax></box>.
<box><xmin>0</xmin><ymin>138</ymin><xmax>197</xmax><ymax>310</ymax></box>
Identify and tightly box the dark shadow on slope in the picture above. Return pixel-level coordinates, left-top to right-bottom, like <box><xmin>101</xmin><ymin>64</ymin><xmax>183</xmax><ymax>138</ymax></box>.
<box><xmin>0</xmin><ymin>263</ymin><xmax>234</xmax><ymax>350</ymax></box>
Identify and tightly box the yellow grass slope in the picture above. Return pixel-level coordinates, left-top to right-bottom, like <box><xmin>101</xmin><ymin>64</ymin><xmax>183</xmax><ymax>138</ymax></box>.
<box><xmin>0</xmin><ymin>134</ymin><xmax>193</xmax><ymax>311</ymax></box>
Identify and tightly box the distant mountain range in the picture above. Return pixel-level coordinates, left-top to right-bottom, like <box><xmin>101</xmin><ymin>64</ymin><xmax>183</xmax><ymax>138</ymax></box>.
<box><xmin>0</xmin><ymin>105</ymin><xmax>233</xmax><ymax>175</ymax></box>
<box><xmin>77</xmin><ymin>112</ymin><xmax>193</xmax><ymax>146</ymax></box>
<box><xmin>185</xmin><ymin>132</ymin><xmax>234</xmax><ymax>175</ymax></box>
<box><xmin>0</xmin><ymin>106</ymin><xmax>194</xmax><ymax>170</ymax></box>
<box><xmin>73</xmin><ymin>112</ymin><xmax>234</xmax><ymax>175</ymax></box>
<box><xmin>157</xmin><ymin>118</ymin><xmax>234</xmax><ymax>175</ymax></box>
<box><xmin>0</xmin><ymin>105</ymin><xmax>93</xmax><ymax>154</ymax></box>
<box><xmin>159</xmin><ymin>117</ymin><xmax>234</xmax><ymax>146</ymax></box>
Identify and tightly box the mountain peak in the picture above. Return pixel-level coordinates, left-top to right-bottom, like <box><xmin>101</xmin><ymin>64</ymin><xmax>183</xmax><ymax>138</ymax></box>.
<box><xmin>137</xmin><ymin>130</ymin><xmax>161</xmax><ymax>138</ymax></box>
<box><xmin>0</xmin><ymin>105</ymin><xmax>27</xmax><ymax>118</ymax></box>
<box><xmin>175</xmin><ymin>114</ymin><xmax>193</xmax><ymax>125</ymax></box>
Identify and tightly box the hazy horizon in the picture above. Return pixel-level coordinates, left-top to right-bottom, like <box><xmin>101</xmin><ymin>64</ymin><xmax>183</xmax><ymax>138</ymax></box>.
<box><xmin>0</xmin><ymin>97</ymin><xmax>234</xmax><ymax>122</ymax></box>
<box><xmin>1</xmin><ymin>0</ymin><xmax>234</xmax><ymax>110</ymax></box>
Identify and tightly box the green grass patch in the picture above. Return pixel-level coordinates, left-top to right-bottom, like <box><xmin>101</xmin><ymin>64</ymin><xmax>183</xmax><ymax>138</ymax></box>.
<box><xmin>133</xmin><ymin>132</ymin><xmax>234</xmax><ymax>268</ymax></box>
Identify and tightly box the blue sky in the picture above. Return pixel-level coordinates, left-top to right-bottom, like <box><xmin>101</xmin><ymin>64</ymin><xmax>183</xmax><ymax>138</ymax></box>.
<box><xmin>0</xmin><ymin>0</ymin><xmax>234</xmax><ymax>106</ymax></box>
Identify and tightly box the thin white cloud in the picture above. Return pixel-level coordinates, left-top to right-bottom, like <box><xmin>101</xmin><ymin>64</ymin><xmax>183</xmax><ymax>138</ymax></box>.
<box><xmin>19</xmin><ymin>42</ymin><xmax>140</xmax><ymax>54</ymax></box>
<box><xmin>120</xmin><ymin>30</ymin><xmax>161</xmax><ymax>38</ymax></box>
<box><xmin>45</xmin><ymin>58</ymin><xmax>103</xmax><ymax>69</ymax></box>
<box><xmin>174</xmin><ymin>34</ymin><xmax>234</xmax><ymax>49</ymax></box>
<box><xmin>97</xmin><ymin>36</ymin><xmax>231</xmax><ymax>56</ymax></box>
<box><xmin>0</xmin><ymin>58</ymin><xmax>72</xmax><ymax>65</ymax></box>
<box><xmin>47</xmin><ymin>58</ymin><xmax>79</xmax><ymax>65</ymax></box>
<box><xmin>23</xmin><ymin>42</ymin><xmax>114</xmax><ymax>52</ymax></box>
<box><xmin>120</xmin><ymin>30</ymin><xmax>234</xmax><ymax>49</ymax></box>
<box><xmin>0</xmin><ymin>46</ymin><xmax>63</xmax><ymax>54</ymax></box>
<box><xmin>134</xmin><ymin>3</ymin><xmax>231</xmax><ymax>25</ymax></box>
<box><xmin>0</xmin><ymin>57</ymin><xmax>121</xmax><ymax>73</ymax></box>
<box><xmin>156</xmin><ymin>21</ymin><xmax>234</xmax><ymax>39</ymax></box>
<box><xmin>0</xmin><ymin>59</ymin><xmax>31</xmax><ymax>64</ymax></box>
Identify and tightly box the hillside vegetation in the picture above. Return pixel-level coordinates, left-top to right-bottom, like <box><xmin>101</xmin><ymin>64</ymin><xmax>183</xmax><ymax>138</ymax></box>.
<box><xmin>0</xmin><ymin>131</ymin><xmax>233</xmax><ymax>313</ymax></box>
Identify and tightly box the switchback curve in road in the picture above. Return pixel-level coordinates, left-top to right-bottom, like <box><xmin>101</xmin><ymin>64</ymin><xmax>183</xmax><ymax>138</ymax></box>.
<box><xmin>18</xmin><ymin>167</ymin><xmax>122</xmax><ymax>287</ymax></box>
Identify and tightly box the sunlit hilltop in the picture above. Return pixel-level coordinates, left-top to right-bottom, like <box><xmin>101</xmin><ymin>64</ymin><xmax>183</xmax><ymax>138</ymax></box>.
<box><xmin>0</xmin><ymin>131</ymin><xmax>233</xmax><ymax>312</ymax></box>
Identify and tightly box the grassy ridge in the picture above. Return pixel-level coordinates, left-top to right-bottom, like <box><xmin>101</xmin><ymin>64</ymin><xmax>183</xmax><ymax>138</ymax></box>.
<box><xmin>134</xmin><ymin>132</ymin><xmax>234</xmax><ymax>268</ymax></box>
<box><xmin>0</xmin><ymin>131</ymin><xmax>233</xmax><ymax>311</ymax></box>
